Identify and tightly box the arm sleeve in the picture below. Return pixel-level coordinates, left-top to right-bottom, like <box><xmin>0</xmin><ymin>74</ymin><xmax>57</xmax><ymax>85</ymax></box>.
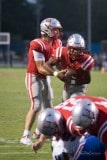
<box><xmin>33</xmin><ymin>50</ymin><xmax>45</xmax><ymax>61</ymax></box>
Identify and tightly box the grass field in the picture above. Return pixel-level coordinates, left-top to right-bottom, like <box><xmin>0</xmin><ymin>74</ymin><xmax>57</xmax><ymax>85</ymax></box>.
<box><xmin>0</xmin><ymin>67</ymin><xmax>107</xmax><ymax>160</ymax></box>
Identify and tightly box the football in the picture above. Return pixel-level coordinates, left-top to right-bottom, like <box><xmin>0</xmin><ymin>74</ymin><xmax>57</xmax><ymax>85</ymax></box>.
<box><xmin>65</xmin><ymin>68</ymin><xmax>76</xmax><ymax>78</ymax></box>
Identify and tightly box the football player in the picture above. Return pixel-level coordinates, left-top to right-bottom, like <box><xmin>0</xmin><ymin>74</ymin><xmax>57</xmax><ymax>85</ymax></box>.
<box><xmin>32</xmin><ymin>106</ymin><xmax>106</xmax><ymax>160</ymax></box>
<box><xmin>71</xmin><ymin>96</ymin><xmax>107</xmax><ymax>148</ymax></box>
<box><xmin>20</xmin><ymin>18</ymin><xmax>66</xmax><ymax>145</ymax></box>
<box><xmin>48</xmin><ymin>95</ymin><xmax>107</xmax><ymax>148</ymax></box>
<box><xmin>44</xmin><ymin>34</ymin><xmax>94</xmax><ymax>101</ymax></box>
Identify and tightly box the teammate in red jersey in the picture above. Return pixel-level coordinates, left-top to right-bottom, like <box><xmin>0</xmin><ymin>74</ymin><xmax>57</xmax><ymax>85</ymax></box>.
<box><xmin>32</xmin><ymin>95</ymin><xmax>107</xmax><ymax>159</ymax></box>
<box><xmin>70</xmin><ymin>96</ymin><xmax>107</xmax><ymax>147</ymax></box>
<box><xmin>32</xmin><ymin>21</ymin><xmax>64</xmax><ymax>139</ymax></box>
<box><xmin>40</xmin><ymin>95</ymin><xmax>106</xmax><ymax>147</ymax></box>
<box><xmin>44</xmin><ymin>34</ymin><xmax>94</xmax><ymax>101</ymax></box>
<box><xmin>20</xmin><ymin>18</ymin><xmax>66</xmax><ymax>145</ymax></box>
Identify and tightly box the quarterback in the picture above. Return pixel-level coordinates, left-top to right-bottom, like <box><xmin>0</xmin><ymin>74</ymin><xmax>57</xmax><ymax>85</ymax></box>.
<box><xmin>20</xmin><ymin>17</ymin><xmax>66</xmax><ymax>145</ymax></box>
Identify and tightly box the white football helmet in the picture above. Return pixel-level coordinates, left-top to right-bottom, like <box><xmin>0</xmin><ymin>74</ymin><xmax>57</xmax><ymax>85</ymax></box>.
<box><xmin>37</xmin><ymin>108</ymin><xmax>64</xmax><ymax>137</ymax></box>
<box><xmin>40</xmin><ymin>18</ymin><xmax>62</xmax><ymax>37</ymax></box>
<box><xmin>72</xmin><ymin>99</ymin><xmax>99</xmax><ymax>129</ymax></box>
<box><xmin>67</xmin><ymin>34</ymin><xmax>85</xmax><ymax>48</ymax></box>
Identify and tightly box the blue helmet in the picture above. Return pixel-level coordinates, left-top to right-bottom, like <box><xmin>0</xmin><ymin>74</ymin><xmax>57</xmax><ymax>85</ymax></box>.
<box><xmin>75</xmin><ymin>135</ymin><xmax>105</xmax><ymax>160</ymax></box>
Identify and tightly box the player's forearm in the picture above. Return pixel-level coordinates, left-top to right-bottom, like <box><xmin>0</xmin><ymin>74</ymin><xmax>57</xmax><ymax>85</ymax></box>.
<box><xmin>36</xmin><ymin>60</ymin><xmax>56</xmax><ymax>76</ymax></box>
<box><xmin>37</xmin><ymin>64</ymin><xmax>54</xmax><ymax>76</ymax></box>
<box><xmin>32</xmin><ymin>134</ymin><xmax>47</xmax><ymax>152</ymax></box>
<box><xmin>43</xmin><ymin>58</ymin><xmax>59</xmax><ymax>75</ymax></box>
<box><xmin>43</xmin><ymin>63</ymin><xmax>55</xmax><ymax>75</ymax></box>
<box><xmin>76</xmin><ymin>70</ymin><xmax>91</xmax><ymax>84</ymax></box>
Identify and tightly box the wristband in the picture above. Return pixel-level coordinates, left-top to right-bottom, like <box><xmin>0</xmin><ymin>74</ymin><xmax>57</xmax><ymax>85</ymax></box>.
<box><xmin>53</xmin><ymin>71</ymin><xmax>58</xmax><ymax>77</ymax></box>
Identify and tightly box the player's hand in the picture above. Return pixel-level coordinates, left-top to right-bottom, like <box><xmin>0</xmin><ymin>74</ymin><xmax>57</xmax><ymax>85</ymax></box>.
<box><xmin>32</xmin><ymin>141</ymin><xmax>43</xmax><ymax>152</ymax></box>
<box><xmin>65</xmin><ymin>68</ymin><xmax>76</xmax><ymax>78</ymax></box>
<box><xmin>57</xmin><ymin>69</ymin><xmax>67</xmax><ymax>82</ymax></box>
<box><xmin>32</xmin><ymin>134</ymin><xmax>47</xmax><ymax>153</ymax></box>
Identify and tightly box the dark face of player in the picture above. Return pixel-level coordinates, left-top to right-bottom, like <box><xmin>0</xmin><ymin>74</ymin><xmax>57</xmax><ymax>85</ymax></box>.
<box><xmin>67</xmin><ymin>47</ymin><xmax>84</xmax><ymax>61</ymax></box>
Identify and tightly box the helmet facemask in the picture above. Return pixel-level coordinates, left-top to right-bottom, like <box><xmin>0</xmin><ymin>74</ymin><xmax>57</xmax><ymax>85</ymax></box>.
<box><xmin>67</xmin><ymin>34</ymin><xmax>85</xmax><ymax>60</ymax></box>
<box><xmin>67</xmin><ymin>47</ymin><xmax>84</xmax><ymax>61</ymax></box>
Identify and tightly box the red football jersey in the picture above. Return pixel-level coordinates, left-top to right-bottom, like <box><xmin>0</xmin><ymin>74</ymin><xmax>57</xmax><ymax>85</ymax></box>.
<box><xmin>27</xmin><ymin>38</ymin><xmax>62</xmax><ymax>77</ymax></box>
<box><xmin>55</xmin><ymin>95</ymin><xmax>107</xmax><ymax>144</ymax></box>
<box><xmin>52</xmin><ymin>47</ymin><xmax>69</xmax><ymax>69</ymax></box>
<box><xmin>52</xmin><ymin>47</ymin><xmax>94</xmax><ymax>83</ymax></box>
<box><xmin>52</xmin><ymin>39</ymin><xmax>62</xmax><ymax>49</ymax></box>
<box><xmin>53</xmin><ymin>46</ymin><xmax>94</xmax><ymax>70</ymax></box>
